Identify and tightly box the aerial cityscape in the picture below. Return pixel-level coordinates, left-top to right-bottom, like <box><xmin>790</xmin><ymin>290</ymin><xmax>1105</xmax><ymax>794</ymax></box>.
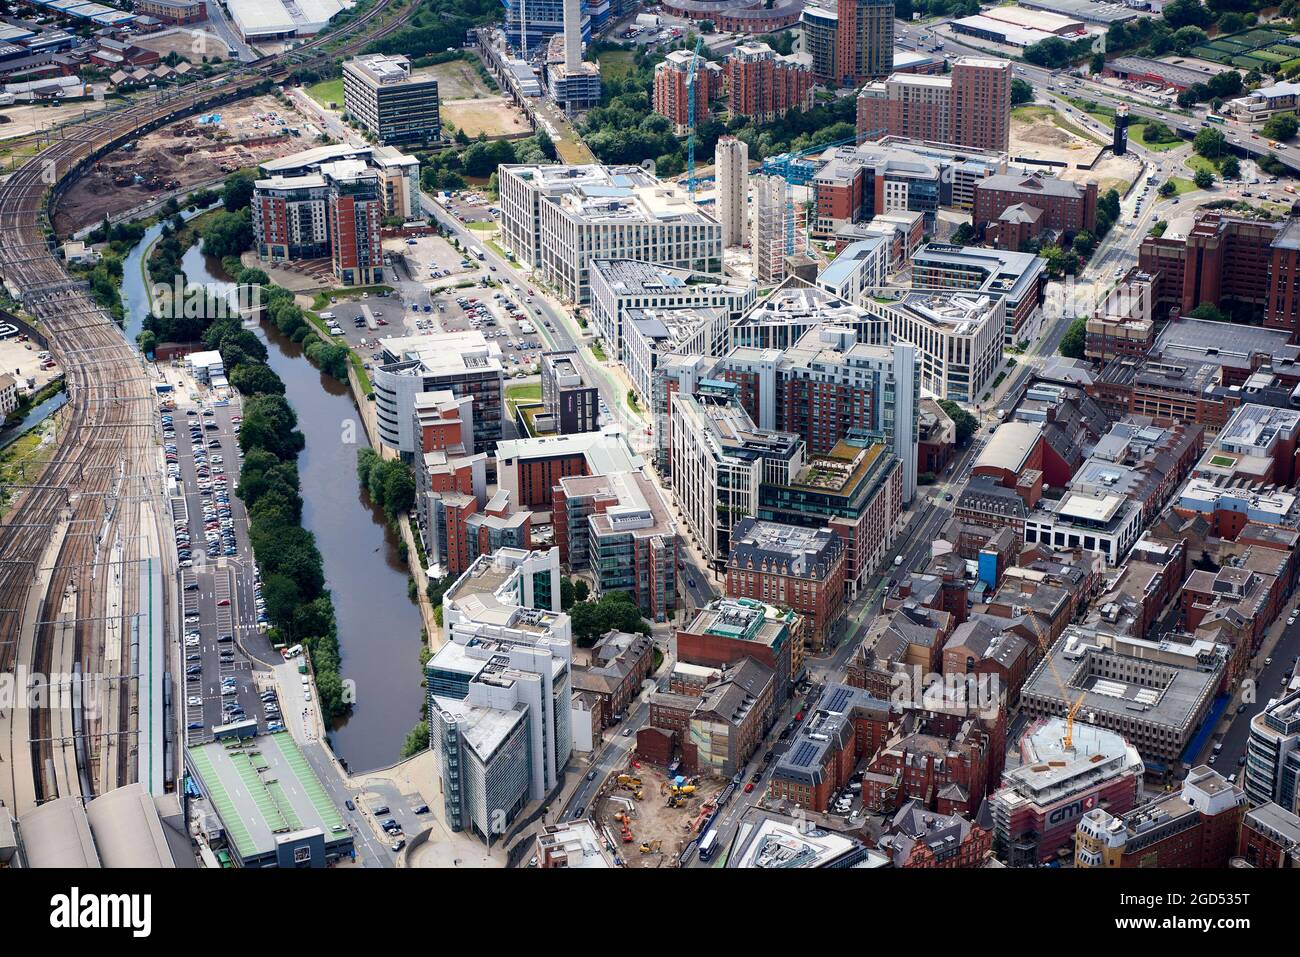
<box><xmin>0</xmin><ymin>0</ymin><xmax>1297</xmax><ymax>901</ymax></box>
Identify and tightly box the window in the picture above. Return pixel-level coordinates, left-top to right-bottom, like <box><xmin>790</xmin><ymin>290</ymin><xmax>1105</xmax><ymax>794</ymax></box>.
<box><xmin>293</xmin><ymin>846</ymin><xmax>312</xmax><ymax>864</ymax></box>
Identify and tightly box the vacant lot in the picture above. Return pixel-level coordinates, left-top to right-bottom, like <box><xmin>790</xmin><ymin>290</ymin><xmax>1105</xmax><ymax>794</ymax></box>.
<box><xmin>441</xmin><ymin>98</ymin><xmax>530</xmax><ymax>139</ymax></box>
<box><xmin>54</xmin><ymin>94</ymin><xmax>312</xmax><ymax>234</ymax></box>
<box><xmin>306</xmin><ymin>78</ymin><xmax>344</xmax><ymax>110</ymax></box>
<box><xmin>1011</xmin><ymin>105</ymin><xmax>1139</xmax><ymax>196</ymax></box>
<box><xmin>133</xmin><ymin>27</ymin><xmax>232</xmax><ymax>62</ymax></box>
<box><xmin>0</xmin><ymin>99</ymin><xmax>112</xmax><ymax>143</ymax></box>
<box><xmin>597</xmin><ymin>49</ymin><xmax>636</xmax><ymax>80</ymax></box>
<box><xmin>416</xmin><ymin>59</ymin><xmax>495</xmax><ymax>99</ymax></box>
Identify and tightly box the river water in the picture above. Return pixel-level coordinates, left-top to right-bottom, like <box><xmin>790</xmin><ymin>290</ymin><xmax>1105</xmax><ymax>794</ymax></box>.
<box><xmin>125</xmin><ymin>237</ymin><xmax>426</xmax><ymax>770</ymax></box>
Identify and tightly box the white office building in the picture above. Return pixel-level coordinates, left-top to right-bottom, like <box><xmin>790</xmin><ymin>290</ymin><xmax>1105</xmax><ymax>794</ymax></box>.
<box><xmin>428</xmin><ymin>547</ymin><xmax>572</xmax><ymax>842</ymax></box>
<box><xmin>498</xmin><ymin>164</ymin><xmax>722</xmax><ymax>304</ymax></box>
<box><xmin>587</xmin><ymin>258</ymin><xmax>754</xmax><ymax>361</ymax></box>
<box><xmin>869</xmin><ymin>290</ymin><xmax>1004</xmax><ymax>405</ymax></box>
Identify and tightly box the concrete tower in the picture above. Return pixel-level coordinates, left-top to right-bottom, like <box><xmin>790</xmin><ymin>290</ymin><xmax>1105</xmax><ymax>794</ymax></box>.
<box><xmin>751</xmin><ymin>174</ymin><xmax>787</xmax><ymax>283</ymax></box>
<box><xmin>563</xmin><ymin>0</ymin><xmax>581</xmax><ymax>71</ymax></box>
<box><xmin>715</xmin><ymin>136</ymin><xmax>748</xmax><ymax>248</ymax></box>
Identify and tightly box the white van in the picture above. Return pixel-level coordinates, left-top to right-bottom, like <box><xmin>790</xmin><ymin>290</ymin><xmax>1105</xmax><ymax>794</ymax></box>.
<box><xmin>318</xmin><ymin>312</ymin><xmax>335</xmax><ymax>320</ymax></box>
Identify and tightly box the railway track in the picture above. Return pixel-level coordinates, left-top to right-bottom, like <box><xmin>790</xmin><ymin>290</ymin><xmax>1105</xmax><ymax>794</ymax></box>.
<box><xmin>0</xmin><ymin>0</ymin><xmax>418</xmax><ymax>815</ymax></box>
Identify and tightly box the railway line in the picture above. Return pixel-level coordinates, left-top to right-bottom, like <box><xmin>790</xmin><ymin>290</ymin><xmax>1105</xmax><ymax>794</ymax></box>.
<box><xmin>0</xmin><ymin>0</ymin><xmax>418</xmax><ymax>817</ymax></box>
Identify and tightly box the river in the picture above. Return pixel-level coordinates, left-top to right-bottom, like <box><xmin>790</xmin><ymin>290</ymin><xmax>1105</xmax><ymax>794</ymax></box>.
<box><xmin>130</xmin><ymin>238</ymin><xmax>427</xmax><ymax>771</ymax></box>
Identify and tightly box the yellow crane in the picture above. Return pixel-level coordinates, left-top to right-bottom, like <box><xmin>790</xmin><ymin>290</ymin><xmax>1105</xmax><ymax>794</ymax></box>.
<box><xmin>1022</xmin><ymin>605</ymin><xmax>1089</xmax><ymax>751</ymax></box>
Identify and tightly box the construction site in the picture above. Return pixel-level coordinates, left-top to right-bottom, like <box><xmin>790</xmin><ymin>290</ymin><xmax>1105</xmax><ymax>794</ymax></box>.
<box><xmin>593</xmin><ymin>763</ymin><xmax>727</xmax><ymax>868</ymax></box>
<box><xmin>1010</xmin><ymin>105</ymin><xmax>1141</xmax><ymax>197</ymax></box>
<box><xmin>54</xmin><ymin>94</ymin><xmax>314</xmax><ymax>234</ymax></box>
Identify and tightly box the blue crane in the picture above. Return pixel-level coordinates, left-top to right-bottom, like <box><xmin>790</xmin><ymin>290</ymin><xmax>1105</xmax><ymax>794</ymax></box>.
<box><xmin>685</xmin><ymin>35</ymin><xmax>704</xmax><ymax>198</ymax></box>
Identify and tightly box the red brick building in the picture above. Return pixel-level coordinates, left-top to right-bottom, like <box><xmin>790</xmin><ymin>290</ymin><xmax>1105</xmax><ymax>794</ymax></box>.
<box><xmin>879</xmin><ymin>801</ymin><xmax>993</xmax><ymax>867</ymax></box>
<box><xmin>724</xmin><ymin>41</ymin><xmax>814</xmax><ymax>124</ymax></box>
<box><xmin>1237</xmin><ymin>803</ymin><xmax>1300</xmax><ymax>868</ymax></box>
<box><xmin>974</xmin><ymin>171</ymin><xmax>1097</xmax><ymax>237</ymax></box>
<box><xmin>725</xmin><ymin>518</ymin><xmax>846</xmax><ymax>650</ymax></box>
<box><xmin>861</xmin><ymin>709</ymin><xmax>1003</xmax><ymax>817</ymax></box>
<box><xmin>1075</xmin><ymin>766</ymin><xmax>1247</xmax><ymax>868</ymax></box>
<box><xmin>652</xmin><ymin>49</ymin><xmax>722</xmax><ymax>134</ymax></box>
<box><xmin>856</xmin><ymin>57</ymin><xmax>1012</xmax><ymax>152</ymax></box>
<box><xmin>768</xmin><ymin>684</ymin><xmax>894</xmax><ymax>812</ymax></box>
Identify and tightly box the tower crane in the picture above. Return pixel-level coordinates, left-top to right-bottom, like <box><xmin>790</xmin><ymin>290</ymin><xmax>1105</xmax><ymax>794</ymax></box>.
<box><xmin>685</xmin><ymin>34</ymin><xmax>704</xmax><ymax>198</ymax></box>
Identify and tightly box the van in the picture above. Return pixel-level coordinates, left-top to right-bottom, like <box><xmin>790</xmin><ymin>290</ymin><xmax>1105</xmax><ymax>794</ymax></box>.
<box><xmin>319</xmin><ymin>312</ymin><xmax>336</xmax><ymax>320</ymax></box>
<box><xmin>894</xmin><ymin>555</ymin><xmax>904</xmax><ymax>567</ymax></box>
<box><xmin>1213</xmin><ymin>742</ymin><xmax>1223</xmax><ymax>754</ymax></box>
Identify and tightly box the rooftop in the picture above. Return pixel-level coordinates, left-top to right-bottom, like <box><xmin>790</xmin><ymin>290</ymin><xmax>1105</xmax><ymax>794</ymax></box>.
<box><xmin>185</xmin><ymin>733</ymin><xmax>347</xmax><ymax>863</ymax></box>
<box><xmin>727</xmin><ymin>518</ymin><xmax>842</xmax><ymax>578</ymax></box>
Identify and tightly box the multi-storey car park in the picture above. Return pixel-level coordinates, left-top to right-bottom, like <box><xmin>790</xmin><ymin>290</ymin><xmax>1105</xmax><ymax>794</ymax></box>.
<box><xmin>0</xmin><ymin>0</ymin><xmax>416</xmax><ymax>821</ymax></box>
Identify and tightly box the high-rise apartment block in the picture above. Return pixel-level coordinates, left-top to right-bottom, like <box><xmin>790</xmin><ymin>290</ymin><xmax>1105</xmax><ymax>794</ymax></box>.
<box><xmin>653</xmin><ymin>49</ymin><xmax>722</xmax><ymax>134</ymax></box>
<box><xmin>857</xmin><ymin>57</ymin><xmax>1012</xmax><ymax>152</ymax></box>
<box><xmin>714</xmin><ymin>135</ymin><xmax>749</xmax><ymax>248</ymax></box>
<box><xmin>545</xmin><ymin>0</ymin><xmax>601</xmax><ymax>113</ymax></box>
<box><xmin>498</xmin><ymin>164</ymin><xmax>722</xmax><ymax>304</ymax></box>
<box><xmin>724</xmin><ymin>41</ymin><xmax>814</xmax><ymax>123</ymax></box>
<box><xmin>342</xmin><ymin>54</ymin><xmax>441</xmax><ymax>146</ymax></box>
<box><xmin>252</xmin><ymin>158</ymin><xmax>385</xmax><ymax>286</ymax></box>
<box><xmin>540</xmin><ymin>350</ymin><xmax>599</xmax><ymax>435</ymax></box>
<box><xmin>799</xmin><ymin>0</ymin><xmax>894</xmax><ymax>87</ymax></box>
<box><xmin>752</xmin><ymin>173</ymin><xmax>804</xmax><ymax>283</ymax></box>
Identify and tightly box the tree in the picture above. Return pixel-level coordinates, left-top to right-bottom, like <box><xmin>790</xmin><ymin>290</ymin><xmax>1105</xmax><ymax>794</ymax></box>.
<box><xmin>1089</xmin><ymin>51</ymin><xmax>1106</xmax><ymax>76</ymax></box>
<box><xmin>937</xmin><ymin>399</ymin><xmax>978</xmax><ymax>443</ymax></box>
<box><xmin>951</xmin><ymin>222</ymin><xmax>977</xmax><ymax>246</ymax></box>
<box><xmin>1011</xmin><ymin>78</ymin><xmax>1034</xmax><ymax>105</ymax></box>
<box><xmin>1072</xmin><ymin>230</ymin><xmax>1096</xmax><ymax>258</ymax></box>
<box><xmin>1172</xmin><ymin>26</ymin><xmax>1208</xmax><ymax>54</ymax></box>
<box><xmin>536</xmin><ymin>126</ymin><xmax>557</xmax><ymax>161</ymax></box>
<box><xmin>1189</xmin><ymin>302</ymin><xmax>1229</xmax><ymax>322</ymax></box>
<box><xmin>1193</xmin><ymin>168</ymin><xmax>1215</xmax><ymax>190</ymax></box>
<box><xmin>221</xmin><ymin>171</ymin><xmax>257</xmax><ymax>212</ymax></box>
<box><xmin>1159</xmin><ymin>180</ymin><xmax>1177</xmax><ymax>197</ymax></box>
<box><xmin>381</xmin><ymin>464</ymin><xmax>416</xmax><ymax>522</ymax></box>
<box><xmin>200</xmin><ymin>210</ymin><xmax>253</xmax><ymax>259</ymax></box>
<box><xmin>1193</xmin><ymin>126</ymin><xmax>1226</xmax><ymax>159</ymax></box>
<box><xmin>401</xmin><ymin>721</ymin><xmax>430</xmax><ymax>758</ymax></box>
<box><xmin>1059</xmin><ymin>317</ymin><xmax>1087</xmax><ymax>359</ymax></box>
<box><xmin>1220</xmin><ymin>155</ymin><xmax>1241</xmax><ymax>180</ymax></box>
<box><xmin>1263</xmin><ymin>112</ymin><xmax>1299</xmax><ymax>142</ymax></box>
<box><xmin>230</xmin><ymin>362</ymin><xmax>285</xmax><ymax>396</ymax></box>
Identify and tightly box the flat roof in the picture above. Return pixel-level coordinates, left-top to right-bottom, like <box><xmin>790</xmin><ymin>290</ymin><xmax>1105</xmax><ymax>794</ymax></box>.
<box><xmin>975</xmin><ymin>421</ymin><xmax>1042</xmax><ymax>474</ymax></box>
<box><xmin>226</xmin><ymin>0</ymin><xmax>295</xmax><ymax>35</ymax></box>
<box><xmin>186</xmin><ymin>733</ymin><xmax>347</xmax><ymax>862</ymax></box>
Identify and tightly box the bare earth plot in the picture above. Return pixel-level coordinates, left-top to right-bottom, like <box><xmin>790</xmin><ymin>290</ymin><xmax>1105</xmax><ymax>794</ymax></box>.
<box><xmin>1011</xmin><ymin>105</ymin><xmax>1140</xmax><ymax>196</ymax></box>
<box><xmin>132</xmin><ymin>27</ymin><xmax>232</xmax><ymax>62</ymax></box>
<box><xmin>54</xmin><ymin>93</ymin><xmax>314</xmax><ymax>234</ymax></box>
<box><xmin>0</xmin><ymin>100</ymin><xmax>112</xmax><ymax>142</ymax></box>
<box><xmin>441</xmin><ymin>98</ymin><xmax>531</xmax><ymax>138</ymax></box>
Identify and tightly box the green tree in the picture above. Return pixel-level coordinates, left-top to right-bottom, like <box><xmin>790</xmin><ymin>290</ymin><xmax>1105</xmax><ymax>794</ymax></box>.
<box><xmin>1011</xmin><ymin>78</ymin><xmax>1034</xmax><ymax>105</ymax></box>
<box><xmin>1193</xmin><ymin>126</ymin><xmax>1226</xmax><ymax>159</ymax></box>
<box><xmin>1193</xmin><ymin>168</ymin><xmax>1215</xmax><ymax>190</ymax></box>
<box><xmin>402</xmin><ymin>721</ymin><xmax>430</xmax><ymax>758</ymax></box>
<box><xmin>1220</xmin><ymin>155</ymin><xmax>1241</xmax><ymax>180</ymax></box>
<box><xmin>1059</xmin><ymin>317</ymin><xmax>1087</xmax><ymax>359</ymax></box>
<box><xmin>1159</xmin><ymin>180</ymin><xmax>1176</xmax><ymax>197</ymax></box>
<box><xmin>937</xmin><ymin>399</ymin><xmax>978</xmax><ymax>443</ymax></box>
<box><xmin>1189</xmin><ymin>302</ymin><xmax>1228</xmax><ymax>322</ymax></box>
<box><xmin>221</xmin><ymin>170</ymin><xmax>257</xmax><ymax>212</ymax></box>
<box><xmin>230</xmin><ymin>362</ymin><xmax>285</xmax><ymax>396</ymax></box>
<box><xmin>1263</xmin><ymin>112</ymin><xmax>1299</xmax><ymax>142</ymax></box>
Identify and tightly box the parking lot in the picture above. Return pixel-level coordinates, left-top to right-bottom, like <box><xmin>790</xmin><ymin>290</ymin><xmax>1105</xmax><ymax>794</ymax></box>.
<box><xmin>162</xmin><ymin>393</ymin><xmax>275</xmax><ymax>744</ymax></box>
<box><xmin>0</xmin><ymin>330</ymin><xmax>61</xmax><ymax>392</ymax></box>
<box><xmin>313</xmin><ymin>279</ymin><xmax>551</xmax><ymax>380</ymax></box>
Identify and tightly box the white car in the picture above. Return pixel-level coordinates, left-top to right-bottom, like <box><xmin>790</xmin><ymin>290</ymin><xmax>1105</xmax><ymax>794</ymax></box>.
<box><xmin>185</xmin><ymin>637</ymin><xmax>200</xmax><ymax>647</ymax></box>
<box><xmin>187</xmin><ymin>696</ymin><xmax>202</xmax><ymax>706</ymax></box>
<box><xmin>303</xmin><ymin>690</ymin><xmax>313</xmax><ymax>703</ymax></box>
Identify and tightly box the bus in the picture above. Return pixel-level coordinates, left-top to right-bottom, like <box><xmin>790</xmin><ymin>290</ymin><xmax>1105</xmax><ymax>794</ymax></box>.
<box><xmin>1206</xmin><ymin>114</ymin><xmax>1226</xmax><ymax>125</ymax></box>
<box><xmin>470</xmin><ymin>246</ymin><xmax>486</xmax><ymax>261</ymax></box>
<box><xmin>697</xmin><ymin>829</ymin><xmax>718</xmax><ymax>863</ymax></box>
